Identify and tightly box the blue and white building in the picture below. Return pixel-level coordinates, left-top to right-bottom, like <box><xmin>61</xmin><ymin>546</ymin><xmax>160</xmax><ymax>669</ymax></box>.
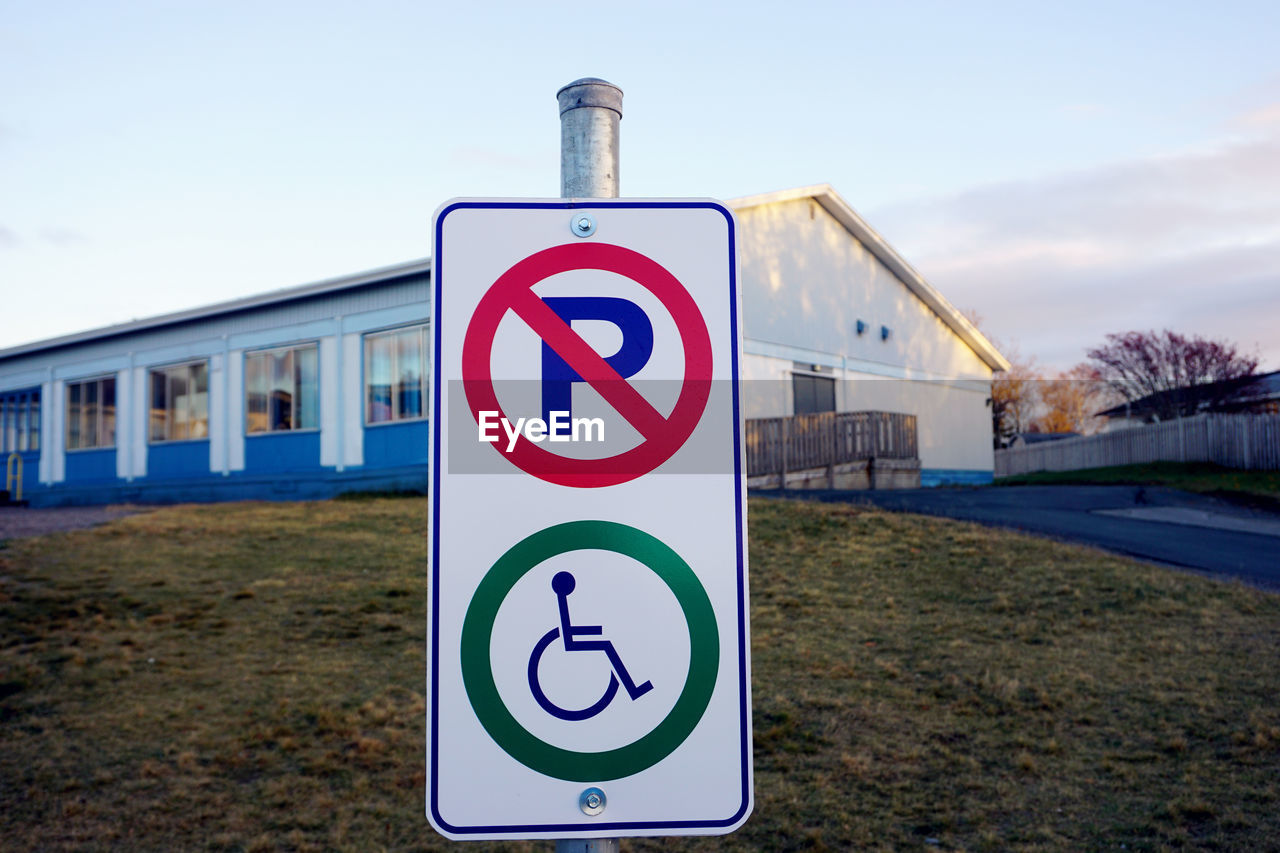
<box><xmin>0</xmin><ymin>185</ymin><xmax>1007</xmax><ymax>506</ymax></box>
<box><xmin>1</xmin><ymin>259</ymin><xmax>432</xmax><ymax>505</ymax></box>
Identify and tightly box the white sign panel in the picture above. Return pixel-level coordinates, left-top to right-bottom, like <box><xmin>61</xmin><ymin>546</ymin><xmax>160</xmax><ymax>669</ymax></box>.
<box><xmin>428</xmin><ymin>199</ymin><xmax>751</xmax><ymax>840</ymax></box>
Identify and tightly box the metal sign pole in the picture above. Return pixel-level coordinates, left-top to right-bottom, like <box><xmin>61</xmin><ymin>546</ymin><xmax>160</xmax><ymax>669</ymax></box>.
<box><xmin>554</xmin><ymin>75</ymin><xmax>623</xmax><ymax>853</ymax></box>
<box><xmin>558</xmin><ymin>77</ymin><xmax>622</xmax><ymax>199</ymax></box>
<box><xmin>555</xmin><ymin>840</ymin><xmax>621</xmax><ymax>853</ymax></box>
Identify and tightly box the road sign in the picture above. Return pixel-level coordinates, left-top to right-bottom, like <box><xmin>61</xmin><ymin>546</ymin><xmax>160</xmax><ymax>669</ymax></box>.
<box><xmin>428</xmin><ymin>199</ymin><xmax>751</xmax><ymax>841</ymax></box>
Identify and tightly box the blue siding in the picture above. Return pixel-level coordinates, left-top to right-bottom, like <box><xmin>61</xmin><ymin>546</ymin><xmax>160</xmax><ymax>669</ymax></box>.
<box><xmin>921</xmin><ymin>468</ymin><xmax>994</xmax><ymax>487</ymax></box>
<box><xmin>7</xmin><ymin>449</ymin><xmax>40</xmax><ymax>470</ymax></box>
<box><xmin>148</xmin><ymin>441</ymin><xmax>210</xmax><ymax>479</ymax></box>
<box><xmin>364</xmin><ymin>420</ymin><xmax>429</xmax><ymax>469</ymax></box>
<box><xmin>245</xmin><ymin>431</ymin><xmax>321</xmax><ymax>473</ymax></box>
<box><xmin>65</xmin><ymin>448</ymin><xmax>117</xmax><ymax>482</ymax></box>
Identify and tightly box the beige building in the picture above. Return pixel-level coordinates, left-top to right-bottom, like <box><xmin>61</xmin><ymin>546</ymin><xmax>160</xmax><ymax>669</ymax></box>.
<box><xmin>730</xmin><ymin>185</ymin><xmax>1009</xmax><ymax>485</ymax></box>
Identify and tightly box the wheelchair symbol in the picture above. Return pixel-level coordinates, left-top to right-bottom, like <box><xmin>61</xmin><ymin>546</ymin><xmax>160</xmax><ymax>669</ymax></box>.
<box><xmin>527</xmin><ymin>571</ymin><xmax>654</xmax><ymax>721</ymax></box>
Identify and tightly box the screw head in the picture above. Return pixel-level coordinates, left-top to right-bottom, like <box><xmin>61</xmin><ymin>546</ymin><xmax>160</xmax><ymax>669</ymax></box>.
<box><xmin>579</xmin><ymin>786</ymin><xmax>606</xmax><ymax>816</ymax></box>
<box><xmin>570</xmin><ymin>213</ymin><xmax>597</xmax><ymax>237</ymax></box>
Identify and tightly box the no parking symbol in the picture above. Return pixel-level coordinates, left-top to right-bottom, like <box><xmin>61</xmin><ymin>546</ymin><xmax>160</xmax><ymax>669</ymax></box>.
<box><xmin>461</xmin><ymin>241</ymin><xmax>714</xmax><ymax>488</ymax></box>
<box><xmin>429</xmin><ymin>199</ymin><xmax>751</xmax><ymax>841</ymax></box>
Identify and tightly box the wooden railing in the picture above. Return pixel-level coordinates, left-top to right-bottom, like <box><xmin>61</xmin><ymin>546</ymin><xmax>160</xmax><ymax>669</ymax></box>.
<box><xmin>995</xmin><ymin>413</ymin><xmax>1280</xmax><ymax>476</ymax></box>
<box><xmin>745</xmin><ymin>411</ymin><xmax>918</xmax><ymax>477</ymax></box>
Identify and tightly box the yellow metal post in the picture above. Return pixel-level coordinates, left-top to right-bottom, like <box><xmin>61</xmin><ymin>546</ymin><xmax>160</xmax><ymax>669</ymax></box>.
<box><xmin>5</xmin><ymin>452</ymin><xmax>21</xmax><ymax>503</ymax></box>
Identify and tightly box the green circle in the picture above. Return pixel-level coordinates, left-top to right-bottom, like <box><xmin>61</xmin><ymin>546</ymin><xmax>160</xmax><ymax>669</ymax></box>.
<box><xmin>460</xmin><ymin>520</ymin><xmax>719</xmax><ymax>782</ymax></box>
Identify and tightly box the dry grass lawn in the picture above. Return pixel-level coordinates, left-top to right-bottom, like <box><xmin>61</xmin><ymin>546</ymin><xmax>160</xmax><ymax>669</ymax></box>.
<box><xmin>1</xmin><ymin>496</ymin><xmax>1277</xmax><ymax>851</ymax></box>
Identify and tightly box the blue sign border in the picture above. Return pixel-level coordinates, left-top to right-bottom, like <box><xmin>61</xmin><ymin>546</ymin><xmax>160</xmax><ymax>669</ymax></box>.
<box><xmin>429</xmin><ymin>199</ymin><xmax>749</xmax><ymax>837</ymax></box>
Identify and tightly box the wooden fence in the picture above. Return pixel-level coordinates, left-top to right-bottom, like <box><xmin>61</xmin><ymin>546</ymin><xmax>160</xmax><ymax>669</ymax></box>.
<box><xmin>995</xmin><ymin>413</ymin><xmax>1280</xmax><ymax>477</ymax></box>
<box><xmin>745</xmin><ymin>411</ymin><xmax>918</xmax><ymax>478</ymax></box>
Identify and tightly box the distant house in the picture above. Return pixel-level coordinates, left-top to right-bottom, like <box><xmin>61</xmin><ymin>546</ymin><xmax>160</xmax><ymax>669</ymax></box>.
<box><xmin>1099</xmin><ymin>370</ymin><xmax>1280</xmax><ymax>429</ymax></box>
<box><xmin>0</xmin><ymin>184</ymin><xmax>1008</xmax><ymax>506</ymax></box>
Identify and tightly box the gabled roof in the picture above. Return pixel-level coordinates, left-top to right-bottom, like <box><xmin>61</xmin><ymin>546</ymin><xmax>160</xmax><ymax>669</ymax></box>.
<box><xmin>727</xmin><ymin>184</ymin><xmax>1010</xmax><ymax>372</ymax></box>
<box><xmin>2</xmin><ymin>184</ymin><xmax>1008</xmax><ymax>373</ymax></box>
<box><xmin>0</xmin><ymin>258</ymin><xmax>432</xmax><ymax>361</ymax></box>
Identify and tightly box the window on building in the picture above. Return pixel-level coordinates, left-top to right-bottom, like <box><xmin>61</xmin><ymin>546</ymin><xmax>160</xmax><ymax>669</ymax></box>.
<box><xmin>793</xmin><ymin>373</ymin><xmax>836</xmax><ymax>415</ymax></box>
<box><xmin>149</xmin><ymin>362</ymin><xmax>209</xmax><ymax>442</ymax></box>
<box><xmin>365</xmin><ymin>325</ymin><xmax>427</xmax><ymax>425</ymax></box>
<box><xmin>3</xmin><ymin>392</ymin><xmax>39</xmax><ymax>453</ymax></box>
<box><xmin>66</xmin><ymin>378</ymin><xmax>116</xmax><ymax>450</ymax></box>
<box><xmin>28</xmin><ymin>395</ymin><xmax>39</xmax><ymax>452</ymax></box>
<box><xmin>245</xmin><ymin>344</ymin><xmax>318</xmax><ymax>433</ymax></box>
<box><xmin>1</xmin><ymin>396</ymin><xmax>14</xmax><ymax>452</ymax></box>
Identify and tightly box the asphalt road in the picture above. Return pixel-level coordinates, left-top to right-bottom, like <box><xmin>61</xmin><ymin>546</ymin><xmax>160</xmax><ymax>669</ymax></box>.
<box><xmin>757</xmin><ymin>485</ymin><xmax>1280</xmax><ymax>590</ymax></box>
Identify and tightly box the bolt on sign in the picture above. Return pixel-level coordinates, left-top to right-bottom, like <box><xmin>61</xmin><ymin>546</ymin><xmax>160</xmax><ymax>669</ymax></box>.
<box><xmin>427</xmin><ymin>200</ymin><xmax>752</xmax><ymax>840</ymax></box>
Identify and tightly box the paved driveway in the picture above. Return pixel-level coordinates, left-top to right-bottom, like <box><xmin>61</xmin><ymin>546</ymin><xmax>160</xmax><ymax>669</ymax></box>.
<box><xmin>757</xmin><ymin>485</ymin><xmax>1280</xmax><ymax>590</ymax></box>
<box><xmin>0</xmin><ymin>506</ymin><xmax>148</xmax><ymax>541</ymax></box>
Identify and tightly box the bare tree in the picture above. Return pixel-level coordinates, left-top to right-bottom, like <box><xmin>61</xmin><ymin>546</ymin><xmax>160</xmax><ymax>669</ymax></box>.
<box><xmin>1086</xmin><ymin>330</ymin><xmax>1258</xmax><ymax>420</ymax></box>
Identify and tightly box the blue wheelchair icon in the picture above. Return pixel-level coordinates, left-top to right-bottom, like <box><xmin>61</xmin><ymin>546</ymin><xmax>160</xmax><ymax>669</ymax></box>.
<box><xmin>527</xmin><ymin>571</ymin><xmax>653</xmax><ymax>721</ymax></box>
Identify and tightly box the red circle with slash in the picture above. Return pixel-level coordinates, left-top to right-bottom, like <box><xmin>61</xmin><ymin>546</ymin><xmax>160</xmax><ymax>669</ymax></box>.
<box><xmin>462</xmin><ymin>242</ymin><xmax>713</xmax><ymax>488</ymax></box>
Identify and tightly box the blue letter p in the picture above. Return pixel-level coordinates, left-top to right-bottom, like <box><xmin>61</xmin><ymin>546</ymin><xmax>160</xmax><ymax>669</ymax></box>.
<box><xmin>541</xmin><ymin>297</ymin><xmax>654</xmax><ymax>423</ymax></box>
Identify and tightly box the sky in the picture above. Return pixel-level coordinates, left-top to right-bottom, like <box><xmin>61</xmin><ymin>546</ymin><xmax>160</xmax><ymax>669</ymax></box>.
<box><xmin>3</xmin><ymin>0</ymin><xmax>1278</xmax><ymax>372</ymax></box>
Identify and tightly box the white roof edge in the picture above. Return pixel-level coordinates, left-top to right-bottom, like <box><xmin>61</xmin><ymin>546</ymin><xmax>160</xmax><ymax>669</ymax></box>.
<box><xmin>728</xmin><ymin>185</ymin><xmax>1011</xmax><ymax>372</ymax></box>
<box><xmin>3</xmin><ymin>186</ymin><xmax>1009</xmax><ymax>372</ymax></box>
<box><xmin>0</xmin><ymin>257</ymin><xmax>433</xmax><ymax>361</ymax></box>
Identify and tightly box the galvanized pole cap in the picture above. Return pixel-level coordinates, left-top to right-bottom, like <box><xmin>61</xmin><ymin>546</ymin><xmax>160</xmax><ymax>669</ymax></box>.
<box><xmin>556</xmin><ymin>78</ymin><xmax>623</xmax><ymax>118</ymax></box>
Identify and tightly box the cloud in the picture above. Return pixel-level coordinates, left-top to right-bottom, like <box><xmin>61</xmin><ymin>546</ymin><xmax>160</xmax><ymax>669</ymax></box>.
<box><xmin>1238</xmin><ymin>104</ymin><xmax>1280</xmax><ymax>127</ymax></box>
<box><xmin>885</xmin><ymin>135</ymin><xmax>1280</xmax><ymax>258</ymax></box>
<box><xmin>870</xmin><ymin>113</ymin><xmax>1280</xmax><ymax>371</ymax></box>
<box><xmin>39</xmin><ymin>227</ymin><xmax>88</xmax><ymax>247</ymax></box>
<box><xmin>0</xmin><ymin>226</ymin><xmax>90</xmax><ymax>249</ymax></box>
